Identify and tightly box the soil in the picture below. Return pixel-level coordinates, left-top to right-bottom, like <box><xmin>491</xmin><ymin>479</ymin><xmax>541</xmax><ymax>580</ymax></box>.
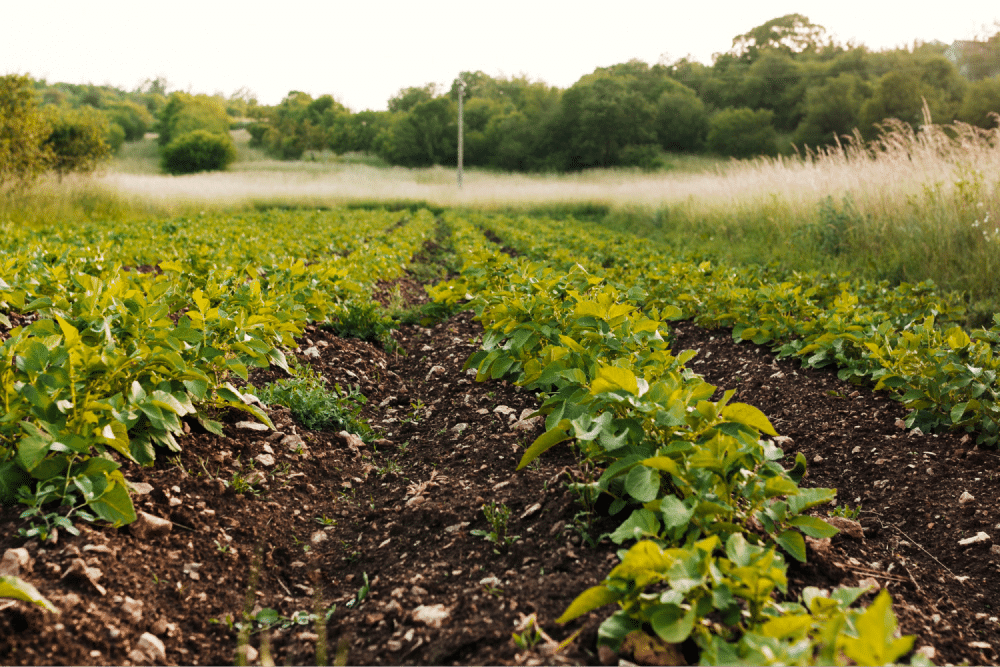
<box><xmin>1</xmin><ymin>281</ymin><xmax>998</xmax><ymax>666</ymax></box>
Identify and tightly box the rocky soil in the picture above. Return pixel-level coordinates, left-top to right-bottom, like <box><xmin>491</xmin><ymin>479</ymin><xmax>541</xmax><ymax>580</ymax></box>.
<box><xmin>0</xmin><ymin>280</ymin><xmax>998</xmax><ymax>666</ymax></box>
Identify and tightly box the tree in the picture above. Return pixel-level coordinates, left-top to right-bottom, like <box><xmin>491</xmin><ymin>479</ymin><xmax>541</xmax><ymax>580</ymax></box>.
<box><xmin>858</xmin><ymin>71</ymin><xmax>923</xmax><ymax>137</ymax></box>
<box><xmin>387</xmin><ymin>84</ymin><xmax>437</xmax><ymax>113</ymax></box>
<box><xmin>42</xmin><ymin>105</ymin><xmax>111</xmax><ymax>178</ymax></box>
<box><xmin>0</xmin><ymin>74</ymin><xmax>53</xmax><ymax>189</ymax></box>
<box><xmin>157</xmin><ymin>92</ymin><xmax>231</xmax><ymax>146</ymax></box>
<box><xmin>793</xmin><ymin>73</ymin><xmax>865</xmax><ymax>147</ymax></box>
<box><xmin>731</xmin><ymin>14</ymin><xmax>828</xmax><ymax>63</ymax></box>
<box><xmin>654</xmin><ymin>88</ymin><xmax>708</xmax><ymax>151</ymax></box>
<box><xmin>706</xmin><ymin>108</ymin><xmax>778</xmax><ymax>157</ymax></box>
<box><xmin>160</xmin><ymin>129</ymin><xmax>236</xmax><ymax>174</ymax></box>
<box><xmin>957</xmin><ymin>78</ymin><xmax>1000</xmax><ymax>128</ymax></box>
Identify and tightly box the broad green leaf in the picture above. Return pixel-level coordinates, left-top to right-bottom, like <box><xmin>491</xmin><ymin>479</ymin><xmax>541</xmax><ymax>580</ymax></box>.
<box><xmin>517</xmin><ymin>419</ymin><xmax>572</xmax><ymax>470</ymax></box>
<box><xmin>0</xmin><ymin>576</ymin><xmax>58</xmax><ymax>613</ymax></box>
<box><xmin>0</xmin><ymin>461</ymin><xmax>29</xmax><ymax>504</ymax></box>
<box><xmin>951</xmin><ymin>401</ymin><xmax>968</xmax><ymax>424</ymax></box>
<box><xmin>650</xmin><ymin>603</ymin><xmax>696</xmax><ymax>643</ymax></box>
<box><xmin>787</xmin><ymin>487</ymin><xmax>837</xmax><ymax>515</ymax></box>
<box><xmin>775</xmin><ymin>529</ymin><xmax>807</xmax><ymax>563</ymax></box>
<box><xmin>624</xmin><ymin>465</ymin><xmax>660</xmax><ymax>503</ymax></box>
<box><xmin>720</xmin><ymin>403</ymin><xmax>778</xmax><ymax>436</ymax></box>
<box><xmin>760</xmin><ymin>614</ymin><xmax>813</xmax><ymax>639</ymax></box>
<box><xmin>659</xmin><ymin>494</ymin><xmax>694</xmax><ymax>530</ymax></box>
<box><xmin>788</xmin><ymin>515</ymin><xmax>840</xmax><ymax>539</ymax></box>
<box><xmin>556</xmin><ymin>585</ymin><xmax>619</xmax><ymax>623</ymax></box>
<box><xmin>608</xmin><ymin>508</ymin><xmax>661</xmax><ymax>545</ymax></box>
<box><xmin>591</xmin><ymin>365</ymin><xmax>638</xmax><ymax>395</ymax></box>
<box><xmin>764</xmin><ymin>476</ymin><xmax>800</xmax><ymax>498</ymax></box>
<box><xmin>640</xmin><ymin>456</ymin><xmax>681</xmax><ymax>477</ymax></box>
<box><xmin>89</xmin><ymin>473</ymin><xmax>137</xmax><ymax>527</ymax></box>
<box><xmin>840</xmin><ymin>591</ymin><xmax>915</xmax><ymax>666</ymax></box>
<box><xmin>16</xmin><ymin>423</ymin><xmax>52</xmax><ymax>473</ymax></box>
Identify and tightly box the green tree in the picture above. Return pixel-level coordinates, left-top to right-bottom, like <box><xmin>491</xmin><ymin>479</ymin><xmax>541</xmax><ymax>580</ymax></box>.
<box><xmin>157</xmin><ymin>92</ymin><xmax>231</xmax><ymax>146</ymax></box>
<box><xmin>387</xmin><ymin>84</ymin><xmax>437</xmax><ymax>113</ymax></box>
<box><xmin>107</xmin><ymin>100</ymin><xmax>154</xmax><ymax>141</ymax></box>
<box><xmin>42</xmin><ymin>106</ymin><xmax>111</xmax><ymax>178</ymax></box>
<box><xmin>957</xmin><ymin>77</ymin><xmax>1000</xmax><ymax>128</ymax></box>
<box><xmin>160</xmin><ymin>129</ymin><xmax>237</xmax><ymax>174</ymax></box>
<box><xmin>706</xmin><ymin>107</ymin><xmax>778</xmax><ymax>157</ymax></box>
<box><xmin>0</xmin><ymin>74</ymin><xmax>53</xmax><ymax>189</ymax></box>
<box><xmin>654</xmin><ymin>88</ymin><xmax>708</xmax><ymax>151</ymax></box>
<box><xmin>381</xmin><ymin>96</ymin><xmax>456</xmax><ymax>167</ymax></box>
<box><xmin>793</xmin><ymin>73</ymin><xmax>865</xmax><ymax>147</ymax></box>
<box><xmin>857</xmin><ymin>71</ymin><xmax>923</xmax><ymax>137</ymax></box>
<box><xmin>731</xmin><ymin>14</ymin><xmax>828</xmax><ymax>64</ymax></box>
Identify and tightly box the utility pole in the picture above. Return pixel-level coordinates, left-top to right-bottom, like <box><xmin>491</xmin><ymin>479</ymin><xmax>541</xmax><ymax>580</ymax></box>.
<box><xmin>457</xmin><ymin>77</ymin><xmax>465</xmax><ymax>189</ymax></box>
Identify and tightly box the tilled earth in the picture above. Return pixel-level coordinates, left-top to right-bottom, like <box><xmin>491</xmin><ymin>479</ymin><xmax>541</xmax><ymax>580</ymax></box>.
<box><xmin>0</xmin><ymin>283</ymin><xmax>998</xmax><ymax>666</ymax></box>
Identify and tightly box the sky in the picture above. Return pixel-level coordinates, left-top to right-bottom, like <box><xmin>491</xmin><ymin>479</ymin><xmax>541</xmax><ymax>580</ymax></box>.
<box><xmin>4</xmin><ymin>1</ymin><xmax>999</xmax><ymax>112</ymax></box>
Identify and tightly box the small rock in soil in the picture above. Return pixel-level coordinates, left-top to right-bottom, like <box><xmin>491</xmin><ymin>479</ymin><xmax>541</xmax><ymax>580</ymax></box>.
<box><xmin>236</xmin><ymin>420</ymin><xmax>270</xmax><ymax>432</ymax></box>
<box><xmin>825</xmin><ymin>516</ymin><xmax>864</xmax><ymax>540</ymax></box>
<box><xmin>412</xmin><ymin>603</ymin><xmax>451</xmax><ymax>628</ymax></box>
<box><xmin>959</xmin><ymin>491</ymin><xmax>975</xmax><ymax>504</ymax></box>
<box><xmin>129</xmin><ymin>511</ymin><xmax>172</xmax><ymax>540</ymax></box>
<box><xmin>0</xmin><ymin>547</ymin><xmax>32</xmax><ymax>577</ymax></box>
<box><xmin>958</xmin><ymin>532</ymin><xmax>991</xmax><ymax>546</ymax></box>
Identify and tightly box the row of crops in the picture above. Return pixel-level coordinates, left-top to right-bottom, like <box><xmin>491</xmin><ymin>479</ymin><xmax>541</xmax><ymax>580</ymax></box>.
<box><xmin>4</xmin><ymin>205</ymin><xmax>996</xmax><ymax>662</ymax></box>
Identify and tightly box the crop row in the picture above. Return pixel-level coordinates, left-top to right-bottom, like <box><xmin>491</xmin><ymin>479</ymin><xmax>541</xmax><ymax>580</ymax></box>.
<box><xmin>431</xmin><ymin>213</ymin><xmax>924</xmax><ymax>664</ymax></box>
<box><xmin>0</xmin><ymin>209</ymin><xmax>435</xmax><ymax>532</ymax></box>
<box><xmin>450</xmin><ymin>210</ymin><xmax>1000</xmax><ymax>447</ymax></box>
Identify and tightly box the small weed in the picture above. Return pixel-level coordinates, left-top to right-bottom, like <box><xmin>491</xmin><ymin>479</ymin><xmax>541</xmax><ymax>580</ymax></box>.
<box><xmin>471</xmin><ymin>502</ymin><xmax>520</xmax><ymax>552</ymax></box>
<box><xmin>230</xmin><ymin>472</ymin><xmax>259</xmax><ymax>496</ymax></box>
<box><xmin>215</xmin><ymin>540</ymin><xmax>231</xmax><ymax>554</ymax></box>
<box><xmin>828</xmin><ymin>504</ymin><xmax>862</xmax><ymax>520</ymax></box>
<box><xmin>252</xmin><ymin>368</ymin><xmax>371</xmax><ymax>436</ymax></box>
<box><xmin>315</xmin><ymin>515</ymin><xmax>337</xmax><ymax>527</ymax></box>
<box><xmin>483</xmin><ymin>583</ymin><xmax>504</xmax><ymax>597</ymax></box>
<box><xmin>512</xmin><ymin>616</ymin><xmax>543</xmax><ymax>650</ymax></box>
<box><xmin>345</xmin><ymin>572</ymin><xmax>370</xmax><ymax>609</ymax></box>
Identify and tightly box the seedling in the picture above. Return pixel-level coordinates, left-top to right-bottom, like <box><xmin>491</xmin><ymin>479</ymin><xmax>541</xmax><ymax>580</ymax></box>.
<box><xmin>315</xmin><ymin>515</ymin><xmax>337</xmax><ymax>526</ymax></box>
<box><xmin>512</xmin><ymin>616</ymin><xmax>543</xmax><ymax>650</ymax></box>
<box><xmin>829</xmin><ymin>504</ymin><xmax>862</xmax><ymax>520</ymax></box>
<box><xmin>345</xmin><ymin>573</ymin><xmax>369</xmax><ymax>609</ymax></box>
<box><xmin>471</xmin><ymin>502</ymin><xmax>520</xmax><ymax>551</ymax></box>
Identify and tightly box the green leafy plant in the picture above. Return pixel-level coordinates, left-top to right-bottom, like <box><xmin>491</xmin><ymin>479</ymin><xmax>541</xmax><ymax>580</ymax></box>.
<box><xmin>253</xmin><ymin>371</ymin><xmax>370</xmax><ymax>435</ymax></box>
<box><xmin>471</xmin><ymin>502</ymin><xmax>520</xmax><ymax>551</ymax></box>
<box><xmin>828</xmin><ymin>504</ymin><xmax>862</xmax><ymax>520</ymax></box>
<box><xmin>345</xmin><ymin>572</ymin><xmax>369</xmax><ymax>609</ymax></box>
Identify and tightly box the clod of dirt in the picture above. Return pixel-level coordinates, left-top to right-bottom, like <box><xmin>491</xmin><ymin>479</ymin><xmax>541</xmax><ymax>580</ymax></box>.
<box><xmin>0</xmin><ymin>548</ymin><xmax>32</xmax><ymax>577</ymax></box>
<box><xmin>128</xmin><ymin>511</ymin><xmax>172</xmax><ymax>540</ymax></box>
<box><xmin>825</xmin><ymin>516</ymin><xmax>864</xmax><ymax>540</ymax></box>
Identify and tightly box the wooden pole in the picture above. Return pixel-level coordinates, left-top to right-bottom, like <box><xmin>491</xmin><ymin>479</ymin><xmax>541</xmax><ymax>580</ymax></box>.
<box><xmin>457</xmin><ymin>77</ymin><xmax>464</xmax><ymax>189</ymax></box>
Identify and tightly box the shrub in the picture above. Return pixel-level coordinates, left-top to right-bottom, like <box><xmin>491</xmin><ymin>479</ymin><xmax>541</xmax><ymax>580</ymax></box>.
<box><xmin>655</xmin><ymin>90</ymin><xmax>708</xmax><ymax>151</ymax></box>
<box><xmin>706</xmin><ymin>107</ymin><xmax>778</xmax><ymax>158</ymax></box>
<box><xmin>253</xmin><ymin>370</ymin><xmax>370</xmax><ymax>435</ymax></box>
<box><xmin>0</xmin><ymin>74</ymin><xmax>53</xmax><ymax>189</ymax></box>
<box><xmin>43</xmin><ymin>105</ymin><xmax>111</xmax><ymax>178</ymax></box>
<box><xmin>160</xmin><ymin>130</ymin><xmax>237</xmax><ymax>174</ymax></box>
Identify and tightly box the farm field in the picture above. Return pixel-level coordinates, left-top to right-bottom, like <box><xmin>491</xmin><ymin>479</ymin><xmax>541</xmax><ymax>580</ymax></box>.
<box><xmin>0</xmin><ymin>204</ymin><xmax>998</xmax><ymax>666</ymax></box>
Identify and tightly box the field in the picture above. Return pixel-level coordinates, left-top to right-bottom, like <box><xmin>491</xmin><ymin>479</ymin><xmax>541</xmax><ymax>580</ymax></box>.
<box><xmin>0</xmin><ymin>135</ymin><xmax>999</xmax><ymax>666</ymax></box>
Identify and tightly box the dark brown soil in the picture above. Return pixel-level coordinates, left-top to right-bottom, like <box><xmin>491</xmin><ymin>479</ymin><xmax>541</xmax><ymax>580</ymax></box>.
<box><xmin>1</xmin><ymin>288</ymin><xmax>998</xmax><ymax>666</ymax></box>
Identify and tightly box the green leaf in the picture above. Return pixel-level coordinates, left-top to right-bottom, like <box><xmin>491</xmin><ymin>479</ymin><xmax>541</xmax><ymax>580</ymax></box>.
<box><xmin>591</xmin><ymin>365</ymin><xmax>638</xmax><ymax>395</ymax></box>
<box><xmin>89</xmin><ymin>472</ymin><xmax>137</xmax><ymax>527</ymax></box>
<box><xmin>649</xmin><ymin>603</ymin><xmax>696</xmax><ymax>643</ymax></box>
<box><xmin>0</xmin><ymin>461</ymin><xmax>29</xmax><ymax>505</ymax></box>
<box><xmin>775</xmin><ymin>529</ymin><xmax>807</xmax><ymax>563</ymax></box>
<box><xmin>841</xmin><ymin>591</ymin><xmax>915</xmax><ymax>666</ymax></box>
<box><xmin>608</xmin><ymin>508</ymin><xmax>661</xmax><ymax>545</ymax></box>
<box><xmin>764</xmin><ymin>476</ymin><xmax>800</xmax><ymax>498</ymax></box>
<box><xmin>788</xmin><ymin>515</ymin><xmax>840</xmax><ymax>539</ymax></box>
<box><xmin>787</xmin><ymin>487</ymin><xmax>837</xmax><ymax>515</ymax></box>
<box><xmin>624</xmin><ymin>465</ymin><xmax>660</xmax><ymax>503</ymax></box>
<box><xmin>517</xmin><ymin>419</ymin><xmax>572</xmax><ymax>470</ymax></box>
<box><xmin>760</xmin><ymin>614</ymin><xmax>813</xmax><ymax>639</ymax></box>
<box><xmin>0</xmin><ymin>576</ymin><xmax>58</xmax><ymax>613</ymax></box>
<box><xmin>16</xmin><ymin>422</ymin><xmax>52</xmax><ymax>473</ymax></box>
<box><xmin>951</xmin><ymin>401</ymin><xmax>968</xmax><ymax>424</ymax></box>
<box><xmin>556</xmin><ymin>585</ymin><xmax>620</xmax><ymax>623</ymax></box>
<box><xmin>659</xmin><ymin>494</ymin><xmax>694</xmax><ymax>530</ymax></box>
<box><xmin>720</xmin><ymin>403</ymin><xmax>778</xmax><ymax>436</ymax></box>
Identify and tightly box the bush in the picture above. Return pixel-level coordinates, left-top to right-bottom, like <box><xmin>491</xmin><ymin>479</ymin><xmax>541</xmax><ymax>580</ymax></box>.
<box><xmin>160</xmin><ymin>130</ymin><xmax>236</xmax><ymax>174</ymax></box>
<box><xmin>43</xmin><ymin>105</ymin><xmax>111</xmax><ymax>178</ymax></box>
<box><xmin>253</xmin><ymin>369</ymin><xmax>370</xmax><ymax>436</ymax></box>
<box><xmin>0</xmin><ymin>74</ymin><xmax>53</xmax><ymax>189</ymax></box>
<box><xmin>706</xmin><ymin>107</ymin><xmax>778</xmax><ymax>158</ymax></box>
<box><xmin>655</xmin><ymin>90</ymin><xmax>708</xmax><ymax>151</ymax></box>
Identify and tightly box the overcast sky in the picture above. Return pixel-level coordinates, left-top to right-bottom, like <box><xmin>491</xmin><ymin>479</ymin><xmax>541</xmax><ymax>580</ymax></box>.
<box><xmin>5</xmin><ymin>1</ymin><xmax>999</xmax><ymax>112</ymax></box>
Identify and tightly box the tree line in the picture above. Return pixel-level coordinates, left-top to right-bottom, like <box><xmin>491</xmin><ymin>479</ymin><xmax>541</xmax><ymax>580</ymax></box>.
<box><xmin>4</xmin><ymin>14</ymin><xmax>1000</xmax><ymax>184</ymax></box>
<box><xmin>250</xmin><ymin>14</ymin><xmax>1000</xmax><ymax>169</ymax></box>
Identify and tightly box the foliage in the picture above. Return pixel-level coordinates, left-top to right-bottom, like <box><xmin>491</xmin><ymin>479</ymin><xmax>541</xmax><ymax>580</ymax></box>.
<box><xmin>428</xmin><ymin>212</ymin><xmax>923</xmax><ymax>664</ymax></box>
<box><xmin>156</xmin><ymin>92</ymin><xmax>231</xmax><ymax>147</ymax></box>
<box><xmin>0</xmin><ymin>207</ymin><xmax>435</xmax><ymax>530</ymax></box>
<box><xmin>42</xmin><ymin>105</ymin><xmax>111</xmax><ymax>178</ymax></box>
<box><xmin>470</xmin><ymin>502</ymin><xmax>520</xmax><ymax>550</ymax></box>
<box><xmin>706</xmin><ymin>108</ymin><xmax>778</xmax><ymax>158</ymax></box>
<box><xmin>654</xmin><ymin>89</ymin><xmax>707</xmax><ymax>152</ymax></box>
<box><xmin>253</xmin><ymin>371</ymin><xmax>370</xmax><ymax>435</ymax></box>
<box><xmin>0</xmin><ymin>74</ymin><xmax>53</xmax><ymax>190</ymax></box>
<box><xmin>958</xmin><ymin>77</ymin><xmax>1000</xmax><ymax>128</ymax></box>
<box><xmin>160</xmin><ymin>129</ymin><xmax>237</xmax><ymax>174</ymax></box>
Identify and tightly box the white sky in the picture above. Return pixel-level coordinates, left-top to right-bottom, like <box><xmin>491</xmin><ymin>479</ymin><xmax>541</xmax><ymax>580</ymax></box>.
<box><xmin>4</xmin><ymin>1</ymin><xmax>999</xmax><ymax>112</ymax></box>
